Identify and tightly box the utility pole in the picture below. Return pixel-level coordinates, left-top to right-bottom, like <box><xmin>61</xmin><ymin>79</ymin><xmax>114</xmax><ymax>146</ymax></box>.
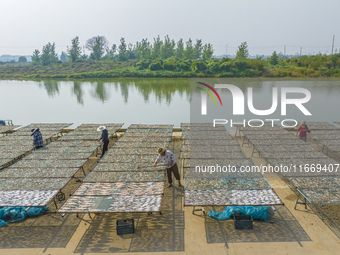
<box><xmin>284</xmin><ymin>45</ymin><xmax>286</xmax><ymax>57</ymax></box>
<box><xmin>226</xmin><ymin>44</ymin><xmax>228</xmax><ymax>57</ymax></box>
<box><xmin>331</xmin><ymin>35</ymin><xmax>335</xmax><ymax>55</ymax></box>
<box><xmin>300</xmin><ymin>47</ymin><xmax>302</xmax><ymax>57</ymax></box>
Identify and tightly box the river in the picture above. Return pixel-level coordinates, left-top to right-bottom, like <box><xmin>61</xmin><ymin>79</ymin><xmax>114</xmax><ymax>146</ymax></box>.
<box><xmin>1</xmin><ymin>78</ymin><xmax>339</xmax><ymax>128</ymax></box>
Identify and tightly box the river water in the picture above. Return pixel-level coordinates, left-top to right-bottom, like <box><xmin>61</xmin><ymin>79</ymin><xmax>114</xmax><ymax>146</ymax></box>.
<box><xmin>0</xmin><ymin>78</ymin><xmax>339</xmax><ymax>128</ymax></box>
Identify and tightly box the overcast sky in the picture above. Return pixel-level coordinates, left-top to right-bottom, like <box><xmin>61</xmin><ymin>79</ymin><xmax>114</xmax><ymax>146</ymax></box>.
<box><xmin>0</xmin><ymin>0</ymin><xmax>339</xmax><ymax>57</ymax></box>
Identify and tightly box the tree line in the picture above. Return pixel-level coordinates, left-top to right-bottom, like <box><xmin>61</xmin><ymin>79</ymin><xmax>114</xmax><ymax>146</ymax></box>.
<box><xmin>4</xmin><ymin>39</ymin><xmax>340</xmax><ymax>78</ymax></box>
<box><xmin>31</xmin><ymin>35</ymin><xmax>214</xmax><ymax>65</ymax></box>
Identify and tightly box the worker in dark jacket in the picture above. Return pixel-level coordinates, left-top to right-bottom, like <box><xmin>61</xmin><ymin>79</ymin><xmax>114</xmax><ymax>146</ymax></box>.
<box><xmin>97</xmin><ymin>126</ymin><xmax>109</xmax><ymax>158</ymax></box>
<box><xmin>31</xmin><ymin>128</ymin><xmax>44</xmax><ymax>149</ymax></box>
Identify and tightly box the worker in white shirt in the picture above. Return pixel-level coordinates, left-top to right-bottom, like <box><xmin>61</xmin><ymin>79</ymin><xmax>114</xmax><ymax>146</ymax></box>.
<box><xmin>154</xmin><ymin>147</ymin><xmax>181</xmax><ymax>188</ymax></box>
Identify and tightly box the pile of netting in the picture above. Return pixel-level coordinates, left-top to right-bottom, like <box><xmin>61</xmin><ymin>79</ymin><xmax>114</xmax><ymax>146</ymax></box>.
<box><xmin>0</xmin><ymin>206</ymin><xmax>49</xmax><ymax>227</ymax></box>
<box><xmin>208</xmin><ymin>206</ymin><xmax>271</xmax><ymax>221</ymax></box>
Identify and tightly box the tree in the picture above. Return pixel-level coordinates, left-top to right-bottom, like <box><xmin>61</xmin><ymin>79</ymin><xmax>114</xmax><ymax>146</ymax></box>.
<box><xmin>41</xmin><ymin>42</ymin><xmax>58</xmax><ymax>66</ymax></box>
<box><xmin>86</xmin><ymin>36</ymin><xmax>108</xmax><ymax>60</ymax></box>
<box><xmin>194</xmin><ymin>39</ymin><xmax>203</xmax><ymax>59</ymax></box>
<box><xmin>60</xmin><ymin>51</ymin><xmax>68</xmax><ymax>62</ymax></box>
<box><xmin>127</xmin><ymin>43</ymin><xmax>138</xmax><ymax>59</ymax></box>
<box><xmin>80</xmin><ymin>54</ymin><xmax>88</xmax><ymax>60</ymax></box>
<box><xmin>137</xmin><ymin>38</ymin><xmax>151</xmax><ymax>59</ymax></box>
<box><xmin>269</xmin><ymin>51</ymin><xmax>279</xmax><ymax>65</ymax></box>
<box><xmin>105</xmin><ymin>44</ymin><xmax>117</xmax><ymax>59</ymax></box>
<box><xmin>176</xmin><ymin>39</ymin><xmax>184</xmax><ymax>58</ymax></box>
<box><xmin>183</xmin><ymin>38</ymin><xmax>195</xmax><ymax>60</ymax></box>
<box><xmin>41</xmin><ymin>45</ymin><xmax>50</xmax><ymax>65</ymax></box>
<box><xmin>160</xmin><ymin>35</ymin><xmax>175</xmax><ymax>59</ymax></box>
<box><xmin>18</xmin><ymin>56</ymin><xmax>27</xmax><ymax>63</ymax></box>
<box><xmin>49</xmin><ymin>43</ymin><xmax>58</xmax><ymax>64</ymax></box>
<box><xmin>31</xmin><ymin>49</ymin><xmax>40</xmax><ymax>64</ymax></box>
<box><xmin>67</xmin><ymin>36</ymin><xmax>82</xmax><ymax>62</ymax></box>
<box><xmin>203</xmin><ymin>43</ymin><xmax>214</xmax><ymax>60</ymax></box>
<box><xmin>236</xmin><ymin>41</ymin><xmax>249</xmax><ymax>59</ymax></box>
<box><xmin>152</xmin><ymin>35</ymin><xmax>163</xmax><ymax>59</ymax></box>
<box><xmin>118</xmin><ymin>37</ymin><xmax>127</xmax><ymax>61</ymax></box>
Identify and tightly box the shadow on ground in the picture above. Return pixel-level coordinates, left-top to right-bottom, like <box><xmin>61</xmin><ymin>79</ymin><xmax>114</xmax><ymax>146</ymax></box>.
<box><xmin>74</xmin><ymin>139</ymin><xmax>185</xmax><ymax>254</ymax></box>
<box><xmin>0</xmin><ymin>213</ymin><xmax>82</xmax><ymax>249</ymax></box>
<box><xmin>205</xmin><ymin>205</ymin><xmax>311</xmax><ymax>248</ymax></box>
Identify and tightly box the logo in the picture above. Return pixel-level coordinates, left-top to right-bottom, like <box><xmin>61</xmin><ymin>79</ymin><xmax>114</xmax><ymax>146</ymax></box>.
<box><xmin>200</xmin><ymin>84</ymin><xmax>311</xmax><ymax>116</ymax></box>
<box><xmin>196</xmin><ymin>82</ymin><xmax>222</xmax><ymax>115</ymax></box>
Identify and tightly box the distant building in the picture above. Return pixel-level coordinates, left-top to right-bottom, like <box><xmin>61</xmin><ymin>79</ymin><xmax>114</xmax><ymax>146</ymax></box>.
<box><xmin>0</xmin><ymin>55</ymin><xmax>32</xmax><ymax>63</ymax></box>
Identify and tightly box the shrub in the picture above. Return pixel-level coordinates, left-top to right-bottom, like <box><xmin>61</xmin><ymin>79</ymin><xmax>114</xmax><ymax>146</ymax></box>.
<box><xmin>191</xmin><ymin>59</ymin><xmax>207</xmax><ymax>72</ymax></box>
<box><xmin>234</xmin><ymin>60</ymin><xmax>246</xmax><ymax>71</ymax></box>
<box><xmin>163</xmin><ymin>57</ymin><xmax>178</xmax><ymax>71</ymax></box>
<box><xmin>220</xmin><ymin>62</ymin><xmax>233</xmax><ymax>72</ymax></box>
<box><xmin>148</xmin><ymin>59</ymin><xmax>163</xmax><ymax>71</ymax></box>
<box><xmin>177</xmin><ymin>60</ymin><xmax>191</xmax><ymax>71</ymax></box>
<box><xmin>207</xmin><ymin>61</ymin><xmax>220</xmax><ymax>73</ymax></box>
<box><xmin>135</xmin><ymin>59</ymin><xmax>151</xmax><ymax>70</ymax></box>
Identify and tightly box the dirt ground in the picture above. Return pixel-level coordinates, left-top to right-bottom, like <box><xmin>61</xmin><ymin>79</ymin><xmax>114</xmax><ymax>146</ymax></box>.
<box><xmin>1</xmin><ymin>131</ymin><xmax>340</xmax><ymax>254</ymax></box>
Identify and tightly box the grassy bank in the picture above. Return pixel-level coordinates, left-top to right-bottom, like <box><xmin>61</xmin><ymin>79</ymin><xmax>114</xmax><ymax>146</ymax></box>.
<box><xmin>1</xmin><ymin>55</ymin><xmax>340</xmax><ymax>79</ymax></box>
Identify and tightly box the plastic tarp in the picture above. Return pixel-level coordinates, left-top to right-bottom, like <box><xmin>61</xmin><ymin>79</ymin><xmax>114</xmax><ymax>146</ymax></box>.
<box><xmin>0</xmin><ymin>206</ymin><xmax>49</xmax><ymax>227</ymax></box>
<box><xmin>208</xmin><ymin>205</ymin><xmax>270</xmax><ymax>221</ymax></box>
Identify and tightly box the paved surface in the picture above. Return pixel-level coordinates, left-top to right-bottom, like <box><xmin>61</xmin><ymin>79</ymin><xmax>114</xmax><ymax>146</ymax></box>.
<box><xmin>1</xmin><ymin>133</ymin><xmax>340</xmax><ymax>254</ymax></box>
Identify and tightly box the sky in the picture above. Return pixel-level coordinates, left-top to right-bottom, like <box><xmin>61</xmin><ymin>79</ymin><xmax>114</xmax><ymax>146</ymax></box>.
<box><xmin>0</xmin><ymin>0</ymin><xmax>339</xmax><ymax>57</ymax></box>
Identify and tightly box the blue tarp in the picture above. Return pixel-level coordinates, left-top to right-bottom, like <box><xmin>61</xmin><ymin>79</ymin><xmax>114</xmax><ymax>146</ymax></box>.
<box><xmin>0</xmin><ymin>206</ymin><xmax>49</xmax><ymax>227</ymax></box>
<box><xmin>208</xmin><ymin>206</ymin><xmax>271</xmax><ymax>221</ymax></box>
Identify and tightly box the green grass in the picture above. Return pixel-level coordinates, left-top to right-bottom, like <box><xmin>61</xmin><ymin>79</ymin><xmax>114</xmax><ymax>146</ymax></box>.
<box><xmin>1</xmin><ymin>57</ymin><xmax>340</xmax><ymax>79</ymax></box>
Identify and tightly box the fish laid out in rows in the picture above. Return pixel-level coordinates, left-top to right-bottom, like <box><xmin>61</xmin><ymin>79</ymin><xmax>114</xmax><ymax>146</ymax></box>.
<box><xmin>74</xmin><ymin>182</ymin><xmax>164</xmax><ymax>196</ymax></box>
<box><xmin>0</xmin><ymin>190</ymin><xmax>59</xmax><ymax>207</ymax></box>
<box><xmin>184</xmin><ymin>189</ymin><xmax>282</xmax><ymax>206</ymax></box>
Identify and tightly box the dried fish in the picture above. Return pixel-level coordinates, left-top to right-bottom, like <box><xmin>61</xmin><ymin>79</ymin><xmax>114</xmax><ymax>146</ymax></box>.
<box><xmin>298</xmin><ymin>188</ymin><xmax>340</xmax><ymax>204</ymax></box>
<box><xmin>58</xmin><ymin>195</ymin><xmax>162</xmax><ymax>213</ymax></box>
<box><xmin>289</xmin><ymin>177</ymin><xmax>340</xmax><ymax>189</ymax></box>
<box><xmin>0</xmin><ymin>178</ymin><xmax>70</xmax><ymax>190</ymax></box>
<box><xmin>128</xmin><ymin>124</ymin><xmax>173</xmax><ymax>129</ymax></box>
<box><xmin>261</xmin><ymin>151</ymin><xmax>328</xmax><ymax>159</ymax></box>
<box><xmin>183</xmin><ymin>167</ymin><xmax>263</xmax><ymax>179</ymax></box>
<box><xmin>84</xmin><ymin>171</ymin><xmax>165</xmax><ymax>182</ymax></box>
<box><xmin>93</xmin><ymin>163</ymin><xmax>164</xmax><ymax>172</ymax></box>
<box><xmin>184</xmin><ymin>139</ymin><xmax>239</xmax><ymax>146</ymax></box>
<box><xmin>0</xmin><ymin>190</ymin><xmax>59</xmax><ymax>207</ymax></box>
<box><xmin>11</xmin><ymin>159</ymin><xmax>86</xmax><ymax>168</ymax></box>
<box><xmin>180</xmin><ymin>151</ymin><xmax>244</xmax><ymax>159</ymax></box>
<box><xmin>0</xmin><ymin>167</ymin><xmax>79</xmax><ymax>178</ymax></box>
<box><xmin>180</xmin><ymin>145</ymin><xmax>241</xmax><ymax>152</ymax></box>
<box><xmin>74</xmin><ymin>182</ymin><xmax>164</xmax><ymax>196</ymax></box>
<box><xmin>0</xmin><ymin>125</ymin><xmax>20</xmax><ymax>133</ymax></box>
<box><xmin>183</xmin><ymin>159</ymin><xmax>253</xmax><ymax>168</ymax></box>
<box><xmin>185</xmin><ymin>178</ymin><xmax>270</xmax><ymax>190</ymax></box>
<box><xmin>285</xmin><ymin>122</ymin><xmax>337</xmax><ymax>130</ymax></box>
<box><xmin>184</xmin><ymin>189</ymin><xmax>282</xmax><ymax>206</ymax></box>
<box><xmin>50</xmin><ymin>141</ymin><xmax>98</xmax><ymax>147</ymax></box>
<box><xmin>59</xmin><ymin>134</ymin><xmax>100</xmax><ymax>140</ymax></box>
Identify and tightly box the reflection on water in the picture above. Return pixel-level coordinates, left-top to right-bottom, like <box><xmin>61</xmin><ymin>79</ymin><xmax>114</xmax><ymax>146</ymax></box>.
<box><xmin>72</xmin><ymin>82</ymin><xmax>84</xmax><ymax>105</ymax></box>
<box><xmin>2</xmin><ymin>78</ymin><xmax>339</xmax><ymax>128</ymax></box>
<box><xmin>190</xmin><ymin>78</ymin><xmax>340</xmax><ymax>94</ymax></box>
<box><xmin>91</xmin><ymin>82</ymin><xmax>109</xmax><ymax>103</ymax></box>
<box><xmin>39</xmin><ymin>81</ymin><xmax>60</xmax><ymax>97</ymax></box>
<box><xmin>39</xmin><ymin>79</ymin><xmax>190</xmax><ymax>105</ymax></box>
<box><xmin>190</xmin><ymin>78</ymin><xmax>340</xmax><ymax>125</ymax></box>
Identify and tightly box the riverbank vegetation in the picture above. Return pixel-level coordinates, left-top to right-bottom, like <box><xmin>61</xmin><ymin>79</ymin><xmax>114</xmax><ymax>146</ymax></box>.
<box><xmin>1</xmin><ymin>35</ymin><xmax>340</xmax><ymax>79</ymax></box>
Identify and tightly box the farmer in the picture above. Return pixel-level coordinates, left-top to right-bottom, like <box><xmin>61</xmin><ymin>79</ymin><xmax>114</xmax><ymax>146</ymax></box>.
<box><xmin>97</xmin><ymin>126</ymin><xmax>109</xmax><ymax>158</ymax></box>
<box><xmin>31</xmin><ymin>128</ymin><xmax>44</xmax><ymax>149</ymax></box>
<box><xmin>154</xmin><ymin>147</ymin><xmax>182</xmax><ymax>188</ymax></box>
<box><xmin>296</xmin><ymin>120</ymin><xmax>311</xmax><ymax>142</ymax></box>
